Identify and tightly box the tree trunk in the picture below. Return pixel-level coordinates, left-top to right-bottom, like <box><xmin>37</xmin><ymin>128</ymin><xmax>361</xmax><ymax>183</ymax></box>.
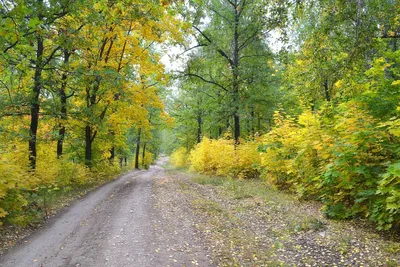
<box><xmin>135</xmin><ymin>128</ymin><xmax>141</xmax><ymax>169</ymax></box>
<box><xmin>324</xmin><ymin>79</ymin><xmax>330</xmax><ymax>102</ymax></box>
<box><xmin>109</xmin><ymin>146</ymin><xmax>115</xmax><ymax>162</ymax></box>
<box><xmin>29</xmin><ymin>35</ymin><xmax>44</xmax><ymax>169</ymax></box>
<box><xmin>142</xmin><ymin>142</ymin><xmax>146</xmax><ymax>162</ymax></box>
<box><xmin>57</xmin><ymin>50</ymin><xmax>70</xmax><ymax>158</ymax></box>
<box><xmin>109</xmin><ymin>130</ymin><xmax>115</xmax><ymax>163</ymax></box>
<box><xmin>232</xmin><ymin>0</ymin><xmax>240</xmax><ymax>144</ymax></box>
<box><xmin>197</xmin><ymin>112</ymin><xmax>202</xmax><ymax>143</ymax></box>
<box><xmin>85</xmin><ymin>125</ymin><xmax>93</xmax><ymax>168</ymax></box>
<box><xmin>250</xmin><ymin>109</ymin><xmax>255</xmax><ymax>139</ymax></box>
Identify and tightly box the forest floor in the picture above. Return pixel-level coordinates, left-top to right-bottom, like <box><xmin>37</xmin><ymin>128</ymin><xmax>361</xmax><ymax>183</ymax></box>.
<box><xmin>0</xmin><ymin>158</ymin><xmax>399</xmax><ymax>267</ymax></box>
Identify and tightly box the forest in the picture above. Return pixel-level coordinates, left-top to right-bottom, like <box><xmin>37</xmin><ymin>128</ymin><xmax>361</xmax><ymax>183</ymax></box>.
<box><xmin>0</xmin><ymin>0</ymin><xmax>399</xmax><ymax>233</ymax></box>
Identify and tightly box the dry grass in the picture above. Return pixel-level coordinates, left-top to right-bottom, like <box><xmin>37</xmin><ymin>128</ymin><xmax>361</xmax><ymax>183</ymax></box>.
<box><xmin>166</xmin><ymin>169</ymin><xmax>400</xmax><ymax>266</ymax></box>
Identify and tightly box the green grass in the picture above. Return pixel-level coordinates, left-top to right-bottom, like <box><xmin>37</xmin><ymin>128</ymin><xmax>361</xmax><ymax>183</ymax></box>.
<box><xmin>190</xmin><ymin>174</ymin><xmax>225</xmax><ymax>186</ymax></box>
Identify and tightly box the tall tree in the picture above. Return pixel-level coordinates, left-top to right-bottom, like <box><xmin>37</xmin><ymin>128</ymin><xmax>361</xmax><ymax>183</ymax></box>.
<box><xmin>181</xmin><ymin>0</ymin><xmax>287</xmax><ymax>143</ymax></box>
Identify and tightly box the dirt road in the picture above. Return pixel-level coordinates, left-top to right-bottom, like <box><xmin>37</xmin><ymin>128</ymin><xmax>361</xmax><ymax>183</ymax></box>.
<box><xmin>0</xmin><ymin>158</ymin><xmax>210</xmax><ymax>267</ymax></box>
<box><xmin>1</xmin><ymin>159</ymin><xmax>399</xmax><ymax>267</ymax></box>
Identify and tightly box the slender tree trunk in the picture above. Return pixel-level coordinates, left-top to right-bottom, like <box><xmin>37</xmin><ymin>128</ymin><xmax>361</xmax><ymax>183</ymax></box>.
<box><xmin>29</xmin><ymin>35</ymin><xmax>44</xmax><ymax>169</ymax></box>
<box><xmin>57</xmin><ymin>50</ymin><xmax>71</xmax><ymax>158</ymax></box>
<box><xmin>85</xmin><ymin>125</ymin><xmax>93</xmax><ymax>168</ymax></box>
<box><xmin>135</xmin><ymin>128</ymin><xmax>141</xmax><ymax>169</ymax></box>
<box><xmin>197</xmin><ymin>112</ymin><xmax>202</xmax><ymax>143</ymax></box>
<box><xmin>142</xmin><ymin>142</ymin><xmax>146</xmax><ymax>162</ymax></box>
<box><xmin>84</xmin><ymin>78</ymin><xmax>104</xmax><ymax>168</ymax></box>
<box><xmin>250</xmin><ymin>109</ymin><xmax>255</xmax><ymax>139</ymax></box>
<box><xmin>109</xmin><ymin>130</ymin><xmax>115</xmax><ymax>163</ymax></box>
<box><xmin>232</xmin><ymin>0</ymin><xmax>240</xmax><ymax>144</ymax></box>
<box><xmin>109</xmin><ymin>146</ymin><xmax>115</xmax><ymax>162</ymax></box>
<box><xmin>124</xmin><ymin>157</ymin><xmax>127</xmax><ymax>167</ymax></box>
<box><xmin>324</xmin><ymin>79</ymin><xmax>330</xmax><ymax>102</ymax></box>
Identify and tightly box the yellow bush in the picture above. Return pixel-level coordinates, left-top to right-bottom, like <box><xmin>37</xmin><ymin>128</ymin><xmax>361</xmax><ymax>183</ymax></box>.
<box><xmin>35</xmin><ymin>143</ymin><xmax>91</xmax><ymax>186</ymax></box>
<box><xmin>188</xmin><ymin>137</ymin><xmax>260</xmax><ymax>178</ymax></box>
<box><xmin>259</xmin><ymin>111</ymin><xmax>299</xmax><ymax>189</ymax></box>
<box><xmin>189</xmin><ymin>137</ymin><xmax>233</xmax><ymax>175</ymax></box>
<box><xmin>140</xmin><ymin>151</ymin><xmax>154</xmax><ymax>169</ymax></box>
<box><xmin>233</xmin><ymin>141</ymin><xmax>261</xmax><ymax>179</ymax></box>
<box><xmin>259</xmin><ymin>110</ymin><xmax>334</xmax><ymax>197</ymax></box>
<box><xmin>0</xmin><ymin>143</ymin><xmax>29</xmax><ymax>225</ymax></box>
<box><xmin>258</xmin><ymin>103</ymin><xmax>400</xmax><ymax>229</ymax></box>
<box><xmin>170</xmin><ymin>147</ymin><xmax>188</xmax><ymax>168</ymax></box>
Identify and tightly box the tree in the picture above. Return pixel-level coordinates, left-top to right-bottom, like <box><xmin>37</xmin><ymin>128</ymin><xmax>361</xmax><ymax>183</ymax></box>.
<box><xmin>0</xmin><ymin>0</ymin><xmax>80</xmax><ymax>169</ymax></box>
<box><xmin>180</xmin><ymin>0</ymin><xmax>287</xmax><ymax>143</ymax></box>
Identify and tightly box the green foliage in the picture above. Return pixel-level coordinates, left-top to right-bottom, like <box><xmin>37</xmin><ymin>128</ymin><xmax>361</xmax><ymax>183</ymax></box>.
<box><xmin>375</xmin><ymin>162</ymin><xmax>400</xmax><ymax>230</ymax></box>
<box><xmin>260</xmin><ymin>102</ymin><xmax>399</xmax><ymax>229</ymax></box>
<box><xmin>0</xmin><ymin>0</ymin><xmax>184</xmax><ymax>227</ymax></box>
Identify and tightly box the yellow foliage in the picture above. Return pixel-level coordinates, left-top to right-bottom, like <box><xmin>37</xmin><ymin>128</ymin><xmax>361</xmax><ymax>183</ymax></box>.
<box><xmin>233</xmin><ymin>141</ymin><xmax>261</xmax><ymax>179</ymax></box>
<box><xmin>139</xmin><ymin>151</ymin><xmax>154</xmax><ymax>169</ymax></box>
<box><xmin>187</xmin><ymin>137</ymin><xmax>260</xmax><ymax>178</ymax></box>
<box><xmin>170</xmin><ymin>147</ymin><xmax>188</xmax><ymax>168</ymax></box>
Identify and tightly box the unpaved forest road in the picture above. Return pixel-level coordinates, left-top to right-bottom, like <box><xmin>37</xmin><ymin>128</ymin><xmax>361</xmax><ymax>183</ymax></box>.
<box><xmin>0</xmin><ymin>158</ymin><xmax>210</xmax><ymax>267</ymax></box>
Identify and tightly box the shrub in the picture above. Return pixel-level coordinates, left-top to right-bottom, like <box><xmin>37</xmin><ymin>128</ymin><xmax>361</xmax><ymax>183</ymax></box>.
<box><xmin>259</xmin><ymin>102</ymin><xmax>400</xmax><ymax>229</ymax></box>
<box><xmin>170</xmin><ymin>147</ymin><xmax>188</xmax><ymax>168</ymax></box>
<box><xmin>188</xmin><ymin>137</ymin><xmax>260</xmax><ymax>178</ymax></box>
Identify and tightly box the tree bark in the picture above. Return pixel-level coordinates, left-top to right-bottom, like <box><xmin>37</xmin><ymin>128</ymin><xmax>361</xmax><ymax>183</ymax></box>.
<box><xmin>29</xmin><ymin>35</ymin><xmax>44</xmax><ymax>169</ymax></box>
<box><xmin>232</xmin><ymin>0</ymin><xmax>241</xmax><ymax>144</ymax></box>
<box><xmin>250</xmin><ymin>109</ymin><xmax>255</xmax><ymax>139</ymax></box>
<box><xmin>135</xmin><ymin>128</ymin><xmax>141</xmax><ymax>169</ymax></box>
<box><xmin>197</xmin><ymin>112</ymin><xmax>202</xmax><ymax>143</ymax></box>
<box><xmin>85</xmin><ymin>125</ymin><xmax>93</xmax><ymax>168</ymax></box>
<box><xmin>57</xmin><ymin>50</ymin><xmax>71</xmax><ymax>158</ymax></box>
<box><xmin>142</xmin><ymin>142</ymin><xmax>146</xmax><ymax>162</ymax></box>
<box><xmin>109</xmin><ymin>146</ymin><xmax>115</xmax><ymax>162</ymax></box>
<box><xmin>109</xmin><ymin>130</ymin><xmax>115</xmax><ymax>162</ymax></box>
<box><xmin>324</xmin><ymin>79</ymin><xmax>330</xmax><ymax>102</ymax></box>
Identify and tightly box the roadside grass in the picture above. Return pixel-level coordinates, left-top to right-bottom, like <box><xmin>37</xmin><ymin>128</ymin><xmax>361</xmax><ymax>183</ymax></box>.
<box><xmin>171</xmin><ymin>170</ymin><xmax>400</xmax><ymax>266</ymax></box>
<box><xmin>191</xmin><ymin>174</ymin><xmax>225</xmax><ymax>186</ymax></box>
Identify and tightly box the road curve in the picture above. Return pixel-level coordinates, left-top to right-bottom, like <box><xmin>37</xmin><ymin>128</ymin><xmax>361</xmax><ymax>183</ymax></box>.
<box><xmin>0</xmin><ymin>159</ymin><xmax>209</xmax><ymax>267</ymax></box>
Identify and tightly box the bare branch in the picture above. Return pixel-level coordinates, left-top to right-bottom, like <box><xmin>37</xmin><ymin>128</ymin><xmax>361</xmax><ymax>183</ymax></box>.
<box><xmin>193</xmin><ymin>25</ymin><xmax>212</xmax><ymax>43</ymax></box>
<box><xmin>43</xmin><ymin>46</ymin><xmax>61</xmax><ymax>66</ymax></box>
<box><xmin>179</xmin><ymin>43</ymin><xmax>208</xmax><ymax>56</ymax></box>
<box><xmin>179</xmin><ymin>70</ymin><xmax>229</xmax><ymax>92</ymax></box>
<box><xmin>210</xmin><ymin>7</ymin><xmax>233</xmax><ymax>25</ymax></box>
<box><xmin>193</xmin><ymin>25</ymin><xmax>234</xmax><ymax>65</ymax></box>
<box><xmin>3</xmin><ymin>40</ymin><xmax>18</xmax><ymax>53</ymax></box>
<box><xmin>239</xmin><ymin>28</ymin><xmax>260</xmax><ymax>51</ymax></box>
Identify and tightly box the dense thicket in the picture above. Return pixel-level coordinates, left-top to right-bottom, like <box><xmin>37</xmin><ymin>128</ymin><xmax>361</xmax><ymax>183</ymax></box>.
<box><xmin>170</xmin><ymin>0</ymin><xmax>400</xmax><ymax>230</ymax></box>
<box><xmin>0</xmin><ymin>0</ymin><xmax>182</xmax><ymax>226</ymax></box>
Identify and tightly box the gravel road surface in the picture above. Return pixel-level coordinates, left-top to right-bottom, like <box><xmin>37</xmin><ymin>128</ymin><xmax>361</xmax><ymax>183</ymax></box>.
<box><xmin>0</xmin><ymin>158</ymin><xmax>210</xmax><ymax>267</ymax></box>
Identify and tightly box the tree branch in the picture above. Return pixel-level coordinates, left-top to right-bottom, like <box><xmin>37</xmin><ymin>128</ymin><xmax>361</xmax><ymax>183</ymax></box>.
<box><xmin>239</xmin><ymin>27</ymin><xmax>260</xmax><ymax>51</ymax></box>
<box><xmin>210</xmin><ymin>7</ymin><xmax>233</xmax><ymax>25</ymax></box>
<box><xmin>179</xmin><ymin>70</ymin><xmax>229</xmax><ymax>92</ymax></box>
<box><xmin>179</xmin><ymin>43</ymin><xmax>208</xmax><ymax>56</ymax></box>
<box><xmin>193</xmin><ymin>25</ymin><xmax>234</xmax><ymax>65</ymax></box>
